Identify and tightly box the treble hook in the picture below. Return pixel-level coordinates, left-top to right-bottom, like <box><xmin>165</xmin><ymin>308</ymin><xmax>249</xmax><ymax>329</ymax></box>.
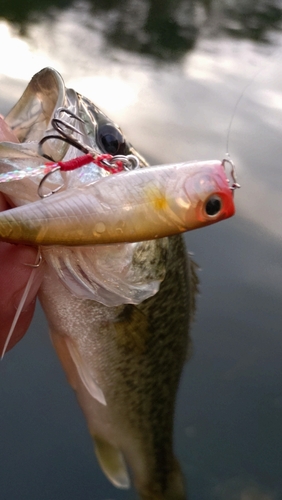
<box><xmin>38</xmin><ymin>107</ymin><xmax>93</xmax><ymax>159</ymax></box>
<box><xmin>24</xmin><ymin>251</ymin><xmax>43</xmax><ymax>268</ymax></box>
<box><xmin>38</xmin><ymin>133</ymin><xmax>90</xmax><ymax>159</ymax></box>
<box><xmin>52</xmin><ymin>107</ymin><xmax>84</xmax><ymax>138</ymax></box>
<box><xmin>37</xmin><ymin>107</ymin><xmax>140</xmax><ymax>197</ymax></box>
<box><xmin>55</xmin><ymin>107</ymin><xmax>85</xmax><ymax>122</ymax></box>
<box><xmin>37</xmin><ymin>166</ymin><xmax>63</xmax><ymax>198</ymax></box>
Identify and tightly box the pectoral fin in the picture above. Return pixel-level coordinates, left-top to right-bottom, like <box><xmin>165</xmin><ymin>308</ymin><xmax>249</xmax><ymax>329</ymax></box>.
<box><xmin>93</xmin><ymin>436</ymin><xmax>130</xmax><ymax>489</ymax></box>
<box><xmin>50</xmin><ymin>331</ymin><xmax>106</xmax><ymax>406</ymax></box>
<box><xmin>64</xmin><ymin>337</ymin><xmax>106</xmax><ymax>406</ymax></box>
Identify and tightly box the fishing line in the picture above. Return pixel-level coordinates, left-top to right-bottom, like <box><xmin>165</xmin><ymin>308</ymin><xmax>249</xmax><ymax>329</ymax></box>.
<box><xmin>225</xmin><ymin>47</ymin><xmax>279</xmax><ymax>158</ymax></box>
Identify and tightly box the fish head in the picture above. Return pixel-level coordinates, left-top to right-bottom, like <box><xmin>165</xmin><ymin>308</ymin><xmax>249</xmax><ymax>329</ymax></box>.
<box><xmin>1</xmin><ymin>68</ymin><xmax>148</xmax><ymax>202</ymax></box>
<box><xmin>3</xmin><ymin>66</ymin><xmax>146</xmax><ymax>163</ymax></box>
<box><xmin>77</xmin><ymin>94</ymin><xmax>148</xmax><ymax>168</ymax></box>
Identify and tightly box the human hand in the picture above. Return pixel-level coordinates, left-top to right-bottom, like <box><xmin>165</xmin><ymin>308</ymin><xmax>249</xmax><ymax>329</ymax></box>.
<box><xmin>0</xmin><ymin>117</ymin><xmax>43</xmax><ymax>354</ymax></box>
<box><xmin>0</xmin><ymin>193</ymin><xmax>43</xmax><ymax>354</ymax></box>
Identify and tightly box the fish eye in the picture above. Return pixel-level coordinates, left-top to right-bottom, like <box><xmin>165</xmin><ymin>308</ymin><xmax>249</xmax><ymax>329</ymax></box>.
<box><xmin>97</xmin><ymin>124</ymin><xmax>127</xmax><ymax>155</ymax></box>
<box><xmin>204</xmin><ymin>195</ymin><xmax>222</xmax><ymax>217</ymax></box>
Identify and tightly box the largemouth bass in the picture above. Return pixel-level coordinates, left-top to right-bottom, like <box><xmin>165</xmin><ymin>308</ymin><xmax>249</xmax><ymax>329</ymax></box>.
<box><xmin>0</xmin><ymin>68</ymin><xmax>235</xmax><ymax>499</ymax></box>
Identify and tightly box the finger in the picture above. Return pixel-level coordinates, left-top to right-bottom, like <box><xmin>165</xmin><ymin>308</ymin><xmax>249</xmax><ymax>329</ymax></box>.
<box><xmin>0</xmin><ymin>191</ymin><xmax>10</xmax><ymax>211</ymax></box>
<box><xmin>0</xmin><ymin>187</ymin><xmax>44</xmax><ymax>352</ymax></box>
<box><xmin>0</xmin><ymin>121</ymin><xmax>42</xmax><ymax>352</ymax></box>
<box><xmin>0</xmin><ymin>242</ymin><xmax>44</xmax><ymax>353</ymax></box>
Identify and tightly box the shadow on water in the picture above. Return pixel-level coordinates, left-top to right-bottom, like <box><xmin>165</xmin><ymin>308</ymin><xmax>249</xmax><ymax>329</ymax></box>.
<box><xmin>1</xmin><ymin>0</ymin><xmax>282</xmax><ymax>60</ymax></box>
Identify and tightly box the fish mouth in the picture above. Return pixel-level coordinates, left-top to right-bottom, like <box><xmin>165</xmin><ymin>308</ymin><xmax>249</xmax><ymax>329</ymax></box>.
<box><xmin>4</xmin><ymin>67</ymin><xmax>148</xmax><ymax>168</ymax></box>
<box><xmin>5</xmin><ymin>67</ymin><xmax>66</xmax><ymax>149</ymax></box>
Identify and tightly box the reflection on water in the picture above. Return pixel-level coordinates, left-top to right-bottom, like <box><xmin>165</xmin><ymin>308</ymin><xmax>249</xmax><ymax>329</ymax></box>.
<box><xmin>0</xmin><ymin>2</ymin><xmax>282</xmax><ymax>499</ymax></box>
<box><xmin>2</xmin><ymin>0</ymin><xmax>282</xmax><ymax>61</ymax></box>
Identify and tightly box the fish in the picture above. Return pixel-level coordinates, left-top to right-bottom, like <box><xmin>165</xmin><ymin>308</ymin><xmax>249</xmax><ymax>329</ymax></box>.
<box><xmin>0</xmin><ymin>68</ymin><xmax>236</xmax><ymax>499</ymax></box>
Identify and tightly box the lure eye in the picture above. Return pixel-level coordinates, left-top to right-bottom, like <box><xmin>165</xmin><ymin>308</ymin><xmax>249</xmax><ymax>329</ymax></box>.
<box><xmin>204</xmin><ymin>195</ymin><xmax>222</xmax><ymax>217</ymax></box>
<box><xmin>98</xmin><ymin>124</ymin><xmax>127</xmax><ymax>155</ymax></box>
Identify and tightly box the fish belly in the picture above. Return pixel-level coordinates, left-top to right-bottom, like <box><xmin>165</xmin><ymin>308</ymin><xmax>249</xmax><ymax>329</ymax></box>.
<box><xmin>39</xmin><ymin>235</ymin><xmax>194</xmax><ymax>499</ymax></box>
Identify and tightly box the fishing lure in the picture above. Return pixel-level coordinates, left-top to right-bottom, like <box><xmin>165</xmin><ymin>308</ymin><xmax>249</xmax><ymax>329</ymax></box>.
<box><xmin>0</xmin><ymin>158</ymin><xmax>236</xmax><ymax>246</ymax></box>
<box><xmin>0</xmin><ymin>103</ymin><xmax>238</xmax><ymax>246</ymax></box>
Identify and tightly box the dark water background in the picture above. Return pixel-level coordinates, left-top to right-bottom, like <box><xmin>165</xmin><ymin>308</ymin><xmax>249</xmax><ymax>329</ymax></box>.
<box><xmin>0</xmin><ymin>1</ymin><xmax>282</xmax><ymax>499</ymax></box>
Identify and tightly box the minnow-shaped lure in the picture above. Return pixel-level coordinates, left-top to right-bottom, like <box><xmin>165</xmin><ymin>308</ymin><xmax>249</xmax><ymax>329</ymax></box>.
<box><xmin>0</xmin><ymin>159</ymin><xmax>234</xmax><ymax>246</ymax></box>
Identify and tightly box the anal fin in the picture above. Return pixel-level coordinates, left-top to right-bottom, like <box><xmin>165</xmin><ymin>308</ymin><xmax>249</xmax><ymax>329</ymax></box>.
<box><xmin>93</xmin><ymin>436</ymin><xmax>130</xmax><ymax>489</ymax></box>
